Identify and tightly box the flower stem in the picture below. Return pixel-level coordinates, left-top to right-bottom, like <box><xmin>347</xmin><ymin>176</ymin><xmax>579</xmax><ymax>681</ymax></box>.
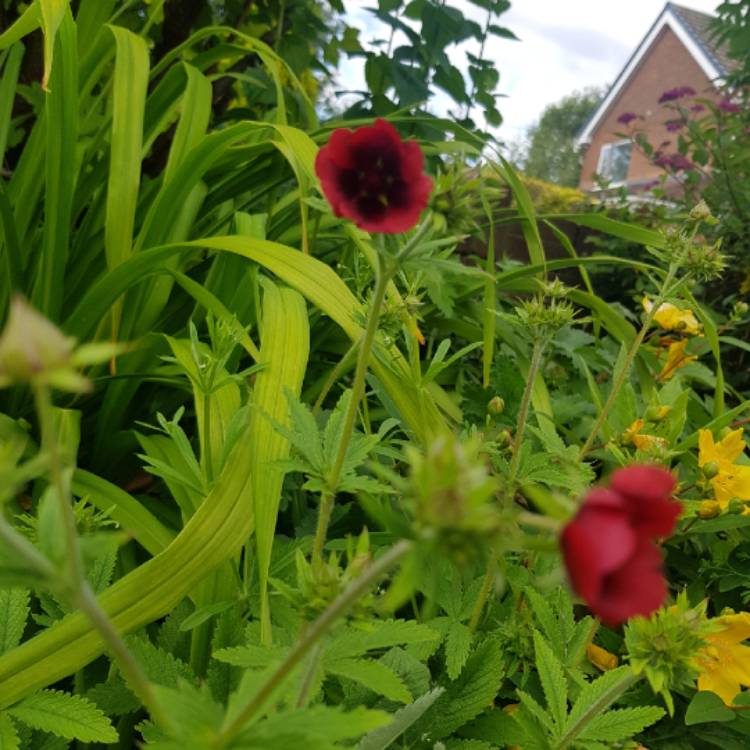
<box><xmin>468</xmin><ymin>548</ymin><xmax>497</xmax><ymax>632</ymax></box>
<box><xmin>555</xmin><ymin>670</ymin><xmax>639</xmax><ymax>750</ymax></box>
<box><xmin>31</xmin><ymin>383</ymin><xmax>171</xmax><ymax>732</ymax></box>
<box><xmin>216</xmin><ymin>539</ymin><xmax>413</xmax><ymax>747</ymax></box>
<box><xmin>578</xmin><ymin>264</ymin><xmax>679</xmax><ymax>459</ymax></box>
<box><xmin>509</xmin><ymin>340</ymin><xmax>545</xmax><ymax>483</ymax></box>
<box><xmin>312</xmin><ymin>253</ymin><xmax>393</xmax><ymax>567</ymax></box>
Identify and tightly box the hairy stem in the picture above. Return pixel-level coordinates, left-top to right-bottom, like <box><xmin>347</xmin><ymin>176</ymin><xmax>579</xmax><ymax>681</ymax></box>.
<box><xmin>468</xmin><ymin>548</ymin><xmax>497</xmax><ymax>632</ymax></box>
<box><xmin>579</xmin><ymin>263</ymin><xmax>680</xmax><ymax>459</ymax></box>
<box><xmin>216</xmin><ymin>539</ymin><xmax>413</xmax><ymax>746</ymax></box>
<box><xmin>312</xmin><ymin>253</ymin><xmax>392</xmax><ymax>566</ymax></box>
<box><xmin>555</xmin><ymin>670</ymin><xmax>639</xmax><ymax>750</ymax></box>
<box><xmin>32</xmin><ymin>383</ymin><xmax>171</xmax><ymax>731</ymax></box>
<box><xmin>509</xmin><ymin>340</ymin><xmax>545</xmax><ymax>482</ymax></box>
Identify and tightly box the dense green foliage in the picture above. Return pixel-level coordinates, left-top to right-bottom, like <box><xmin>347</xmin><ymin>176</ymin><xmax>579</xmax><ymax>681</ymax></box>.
<box><xmin>516</xmin><ymin>87</ymin><xmax>604</xmax><ymax>187</ymax></box>
<box><xmin>1</xmin><ymin>2</ymin><xmax>750</xmax><ymax>750</ymax></box>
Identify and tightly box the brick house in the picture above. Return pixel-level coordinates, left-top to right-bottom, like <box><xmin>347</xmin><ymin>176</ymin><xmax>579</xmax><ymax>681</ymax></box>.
<box><xmin>577</xmin><ymin>2</ymin><xmax>732</xmax><ymax>195</ymax></box>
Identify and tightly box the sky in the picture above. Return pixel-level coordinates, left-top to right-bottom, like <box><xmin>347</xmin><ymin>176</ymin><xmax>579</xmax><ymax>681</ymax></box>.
<box><xmin>340</xmin><ymin>0</ymin><xmax>721</xmax><ymax>144</ymax></box>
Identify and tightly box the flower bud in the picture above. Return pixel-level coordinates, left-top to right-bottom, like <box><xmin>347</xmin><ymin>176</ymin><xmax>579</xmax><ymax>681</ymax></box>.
<box><xmin>701</xmin><ymin>461</ymin><xmax>720</xmax><ymax>479</ymax></box>
<box><xmin>0</xmin><ymin>296</ymin><xmax>75</xmax><ymax>386</ymax></box>
<box><xmin>697</xmin><ymin>500</ymin><xmax>721</xmax><ymax>519</ymax></box>
<box><xmin>734</xmin><ymin>301</ymin><xmax>749</xmax><ymax>316</ymax></box>
<box><xmin>586</xmin><ymin>643</ymin><xmax>618</xmax><ymax>671</ymax></box>
<box><xmin>689</xmin><ymin>200</ymin><xmax>713</xmax><ymax>221</ymax></box>
<box><xmin>645</xmin><ymin>405</ymin><xmax>672</xmax><ymax>422</ymax></box>
<box><xmin>487</xmin><ymin>396</ymin><xmax>505</xmax><ymax>415</ymax></box>
<box><xmin>728</xmin><ymin>498</ymin><xmax>746</xmax><ymax>515</ymax></box>
<box><xmin>496</xmin><ymin>429</ymin><xmax>512</xmax><ymax>448</ymax></box>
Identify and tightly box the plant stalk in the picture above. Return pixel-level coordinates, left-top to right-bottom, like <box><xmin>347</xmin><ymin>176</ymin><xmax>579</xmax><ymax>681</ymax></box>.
<box><xmin>509</xmin><ymin>340</ymin><xmax>545</xmax><ymax>482</ymax></box>
<box><xmin>578</xmin><ymin>263</ymin><xmax>679</xmax><ymax>459</ymax></box>
<box><xmin>555</xmin><ymin>671</ymin><xmax>639</xmax><ymax>750</ymax></box>
<box><xmin>312</xmin><ymin>253</ymin><xmax>393</xmax><ymax>566</ymax></box>
<box><xmin>216</xmin><ymin>539</ymin><xmax>413</xmax><ymax>746</ymax></box>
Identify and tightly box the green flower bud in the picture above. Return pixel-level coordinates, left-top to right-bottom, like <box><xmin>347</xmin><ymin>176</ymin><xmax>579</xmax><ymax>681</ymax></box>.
<box><xmin>728</xmin><ymin>498</ymin><xmax>745</xmax><ymax>515</ymax></box>
<box><xmin>697</xmin><ymin>499</ymin><xmax>721</xmax><ymax>519</ymax></box>
<box><xmin>0</xmin><ymin>296</ymin><xmax>78</xmax><ymax>388</ymax></box>
<box><xmin>701</xmin><ymin>461</ymin><xmax>720</xmax><ymax>479</ymax></box>
<box><xmin>689</xmin><ymin>200</ymin><xmax>713</xmax><ymax>221</ymax></box>
<box><xmin>487</xmin><ymin>396</ymin><xmax>505</xmax><ymax>415</ymax></box>
<box><xmin>496</xmin><ymin>429</ymin><xmax>512</xmax><ymax>448</ymax></box>
<box><xmin>645</xmin><ymin>405</ymin><xmax>672</xmax><ymax>422</ymax></box>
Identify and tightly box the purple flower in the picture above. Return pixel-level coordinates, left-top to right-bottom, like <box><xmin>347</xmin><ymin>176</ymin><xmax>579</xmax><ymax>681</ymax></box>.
<box><xmin>691</xmin><ymin>104</ymin><xmax>705</xmax><ymax>113</ymax></box>
<box><xmin>617</xmin><ymin>112</ymin><xmax>638</xmax><ymax>125</ymax></box>
<box><xmin>658</xmin><ymin>86</ymin><xmax>697</xmax><ymax>103</ymax></box>
<box><xmin>665</xmin><ymin>120</ymin><xmax>684</xmax><ymax>132</ymax></box>
<box><xmin>653</xmin><ymin>153</ymin><xmax>693</xmax><ymax>171</ymax></box>
<box><xmin>642</xmin><ymin>180</ymin><xmax>660</xmax><ymax>190</ymax></box>
<box><xmin>719</xmin><ymin>99</ymin><xmax>741</xmax><ymax>113</ymax></box>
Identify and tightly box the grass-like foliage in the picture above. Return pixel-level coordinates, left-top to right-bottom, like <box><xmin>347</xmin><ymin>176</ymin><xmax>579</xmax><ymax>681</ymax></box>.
<box><xmin>1</xmin><ymin>2</ymin><xmax>750</xmax><ymax>749</ymax></box>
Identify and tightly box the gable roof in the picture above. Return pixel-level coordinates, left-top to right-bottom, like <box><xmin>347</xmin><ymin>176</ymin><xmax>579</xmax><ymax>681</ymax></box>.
<box><xmin>577</xmin><ymin>3</ymin><xmax>728</xmax><ymax>145</ymax></box>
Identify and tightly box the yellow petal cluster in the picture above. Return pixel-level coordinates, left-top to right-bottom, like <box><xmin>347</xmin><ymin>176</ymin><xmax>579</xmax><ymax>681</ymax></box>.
<box><xmin>643</xmin><ymin>296</ymin><xmax>701</xmax><ymax>335</ymax></box>
<box><xmin>658</xmin><ymin>339</ymin><xmax>697</xmax><ymax>382</ymax></box>
<box><xmin>622</xmin><ymin>419</ymin><xmax>667</xmax><ymax>452</ymax></box>
<box><xmin>696</xmin><ymin>613</ymin><xmax>750</xmax><ymax>704</ymax></box>
<box><xmin>698</xmin><ymin>429</ymin><xmax>750</xmax><ymax>507</ymax></box>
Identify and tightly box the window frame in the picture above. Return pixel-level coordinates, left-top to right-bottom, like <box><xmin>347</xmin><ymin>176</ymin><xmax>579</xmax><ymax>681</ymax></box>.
<box><xmin>596</xmin><ymin>139</ymin><xmax>632</xmax><ymax>187</ymax></box>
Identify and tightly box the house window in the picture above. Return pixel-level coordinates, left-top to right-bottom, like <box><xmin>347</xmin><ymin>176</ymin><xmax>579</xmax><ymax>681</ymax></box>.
<box><xmin>597</xmin><ymin>141</ymin><xmax>632</xmax><ymax>184</ymax></box>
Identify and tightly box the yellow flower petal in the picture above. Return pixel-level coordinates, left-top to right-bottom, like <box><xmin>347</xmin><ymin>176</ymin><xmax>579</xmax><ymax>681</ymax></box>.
<box><xmin>643</xmin><ymin>296</ymin><xmax>701</xmax><ymax>335</ymax></box>
<box><xmin>698</xmin><ymin>669</ymin><xmax>742</xmax><ymax>705</ymax></box>
<box><xmin>715</xmin><ymin>613</ymin><xmax>750</xmax><ymax>644</ymax></box>
<box><xmin>658</xmin><ymin>339</ymin><xmax>697</xmax><ymax>381</ymax></box>
<box><xmin>716</xmin><ymin>430</ymin><xmax>748</xmax><ymax>464</ymax></box>
<box><xmin>712</xmin><ymin>465</ymin><xmax>750</xmax><ymax>505</ymax></box>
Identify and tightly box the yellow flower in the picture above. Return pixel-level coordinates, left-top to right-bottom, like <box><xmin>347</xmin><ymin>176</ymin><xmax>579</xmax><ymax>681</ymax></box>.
<box><xmin>657</xmin><ymin>339</ymin><xmax>697</xmax><ymax>381</ymax></box>
<box><xmin>643</xmin><ymin>296</ymin><xmax>701</xmax><ymax>335</ymax></box>
<box><xmin>696</xmin><ymin>613</ymin><xmax>750</xmax><ymax>704</ymax></box>
<box><xmin>587</xmin><ymin>643</ymin><xmax>619</xmax><ymax>671</ymax></box>
<box><xmin>623</xmin><ymin>419</ymin><xmax>667</xmax><ymax>452</ymax></box>
<box><xmin>698</xmin><ymin>429</ymin><xmax>750</xmax><ymax>507</ymax></box>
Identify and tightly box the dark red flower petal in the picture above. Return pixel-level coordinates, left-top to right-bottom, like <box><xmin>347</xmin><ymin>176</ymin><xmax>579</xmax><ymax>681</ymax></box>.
<box><xmin>610</xmin><ymin>465</ymin><xmax>681</xmax><ymax>537</ymax></box>
<box><xmin>561</xmin><ymin>504</ymin><xmax>635</xmax><ymax>603</ymax></box>
<box><xmin>592</xmin><ymin>540</ymin><xmax>667</xmax><ymax>626</ymax></box>
<box><xmin>315</xmin><ymin>118</ymin><xmax>432</xmax><ymax>234</ymax></box>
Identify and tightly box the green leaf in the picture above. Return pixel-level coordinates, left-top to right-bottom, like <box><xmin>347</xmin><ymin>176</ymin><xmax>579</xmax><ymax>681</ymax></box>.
<box><xmin>357</xmin><ymin>689</ymin><xmax>444</xmax><ymax>750</ymax></box>
<box><xmin>39</xmin><ymin>0</ymin><xmax>69</xmax><ymax>91</ymax></box>
<box><xmin>0</xmin><ymin>590</ymin><xmax>29</xmax><ymax>656</ymax></box>
<box><xmin>327</xmin><ymin>658</ymin><xmax>412</xmax><ymax>704</ymax></box>
<box><xmin>0</xmin><ymin>714</ymin><xmax>19</xmax><ymax>750</ymax></box>
<box><xmin>685</xmin><ymin>691</ymin><xmax>736</xmax><ymax>725</ymax></box>
<box><xmin>125</xmin><ymin>635</ymin><xmax>194</xmax><ymax>689</ymax></box>
<box><xmin>416</xmin><ymin>638</ymin><xmax>504</xmax><ymax>740</ymax></box>
<box><xmin>249</xmin><ymin>282</ymin><xmax>310</xmax><ymax>645</ymax></box>
<box><xmin>327</xmin><ymin>620</ymin><xmax>439</xmax><ymax>660</ymax></box>
<box><xmin>445</xmin><ymin>621</ymin><xmax>472</xmax><ymax>680</ymax></box>
<box><xmin>7</xmin><ymin>689</ymin><xmax>117</xmax><ymax>743</ymax></box>
<box><xmin>578</xmin><ymin>705</ymin><xmax>665</xmax><ymax>742</ymax></box>
<box><xmin>565</xmin><ymin>666</ymin><xmax>632</xmax><ymax>731</ymax></box>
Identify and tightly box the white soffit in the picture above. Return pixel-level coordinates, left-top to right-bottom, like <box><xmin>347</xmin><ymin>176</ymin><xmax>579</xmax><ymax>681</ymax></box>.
<box><xmin>577</xmin><ymin>6</ymin><xmax>723</xmax><ymax>145</ymax></box>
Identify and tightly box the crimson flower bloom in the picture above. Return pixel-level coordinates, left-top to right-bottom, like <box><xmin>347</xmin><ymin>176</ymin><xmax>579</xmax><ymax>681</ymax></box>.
<box><xmin>561</xmin><ymin>465</ymin><xmax>681</xmax><ymax>626</ymax></box>
<box><xmin>315</xmin><ymin>119</ymin><xmax>433</xmax><ymax>234</ymax></box>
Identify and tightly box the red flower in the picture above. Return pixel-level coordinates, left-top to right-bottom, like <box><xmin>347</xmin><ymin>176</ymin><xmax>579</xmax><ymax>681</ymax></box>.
<box><xmin>561</xmin><ymin>465</ymin><xmax>681</xmax><ymax>626</ymax></box>
<box><xmin>315</xmin><ymin>119</ymin><xmax>433</xmax><ymax>234</ymax></box>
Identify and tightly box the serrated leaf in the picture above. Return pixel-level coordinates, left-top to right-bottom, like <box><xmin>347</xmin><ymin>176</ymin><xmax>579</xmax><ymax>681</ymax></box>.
<box><xmin>517</xmin><ymin>688</ymin><xmax>555</xmax><ymax>734</ymax></box>
<box><xmin>327</xmin><ymin>657</ymin><xmax>412</xmax><ymax>703</ymax></box>
<box><xmin>85</xmin><ymin>678</ymin><xmax>141</xmax><ymax>716</ymax></box>
<box><xmin>445</xmin><ymin>622</ymin><xmax>472</xmax><ymax>680</ymax></box>
<box><xmin>126</xmin><ymin>635</ymin><xmax>194</xmax><ymax>689</ymax></box>
<box><xmin>578</xmin><ymin>705</ymin><xmax>665</xmax><ymax>742</ymax></box>
<box><xmin>382</xmin><ymin>648</ymin><xmax>431</xmax><ymax>700</ymax></box>
<box><xmin>0</xmin><ymin>589</ymin><xmax>29</xmax><ymax>655</ymax></box>
<box><xmin>358</xmin><ymin>688</ymin><xmax>444</xmax><ymax>750</ymax></box>
<box><xmin>533</xmin><ymin>630</ymin><xmax>567</xmax><ymax>731</ymax></box>
<box><xmin>327</xmin><ymin>620</ymin><xmax>438</xmax><ymax>660</ymax></box>
<box><xmin>416</xmin><ymin>638</ymin><xmax>504</xmax><ymax>740</ymax></box>
<box><xmin>7</xmin><ymin>690</ymin><xmax>117</xmax><ymax>743</ymax></box>
<box><xmin>565</xmin><ymin>666</ymin><xmax>633</xmax><ymax>731</ymax></box>
<box><xmin>0</xmin><ymin>714</ymin><xmax>19</xmax><ymax>750</ymax></box>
